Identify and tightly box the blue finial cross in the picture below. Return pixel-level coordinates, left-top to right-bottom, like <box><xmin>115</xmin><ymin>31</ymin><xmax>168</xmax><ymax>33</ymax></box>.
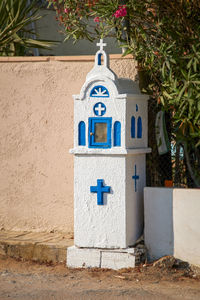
<box><xmin>132</xmin><ymin>165</ymin><xmax>139</xmax><ymax>192</ymax></box>
<box><xmin>90</xmin><ymin>179</ymin><xmax>111</xmax><ymax>205</ymax></box>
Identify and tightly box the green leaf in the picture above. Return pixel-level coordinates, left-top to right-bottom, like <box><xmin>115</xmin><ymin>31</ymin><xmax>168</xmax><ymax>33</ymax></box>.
<box><xmin>187</xmin><ymin>58</ymin><xmax>193</xmax><ymax>69</ymax></box>
<box><xmin>0</xmin><ymin>0</ymin><xmax>57</xmax><ymax>55</ymax></box>
<box><xmin>122</xmin><ymin>48</ymin><xmax>133</xmax><ymax>57</ymax></box>
<box><xmin>163</xmin><ymin>90</ymin><xmax>173</xmax><ymax>99</ymax></box>
<box><xmin>177</xmin><ymin>82</ymin><xmax>188</xmax><ymax>102</ymax></box>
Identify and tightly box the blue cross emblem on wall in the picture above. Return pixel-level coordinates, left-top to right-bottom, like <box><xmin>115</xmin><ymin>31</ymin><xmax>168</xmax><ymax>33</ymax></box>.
<box><xmin>90</xmin><ymin>179</ymin><xmax>111</xmax><ymax>205</ymax></box>
<box><xmin>132</xmin><ymin>165</ymin><xmax>139</xmax><ymax>192</ymax></box>
<box><xmin>93</xmin><ymin>102</ymin><xmax>106</xmax><ymax>116</ymax></box>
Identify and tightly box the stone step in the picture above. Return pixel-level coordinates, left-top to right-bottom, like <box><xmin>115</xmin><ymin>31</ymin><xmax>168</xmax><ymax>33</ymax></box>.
<box><xmin>0</xmin><ymin>231</ymin><xmax>73</xmax><ymax>264</ymax></box>
<box><xmin>67</xmin><ymin>245</ymin><xmax>146</xmax><ymax>270</ymax></box>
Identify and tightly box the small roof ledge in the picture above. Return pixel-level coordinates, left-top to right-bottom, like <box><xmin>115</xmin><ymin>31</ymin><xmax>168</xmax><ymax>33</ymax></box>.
<box><xmin>70</xmin><ymin>148</ymin><xmax>152</xmax><ymax>155</ymax></box>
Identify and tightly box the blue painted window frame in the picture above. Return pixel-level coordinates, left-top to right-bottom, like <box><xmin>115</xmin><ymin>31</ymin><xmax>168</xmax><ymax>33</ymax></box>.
<box><xmin>78</xmin><ymin>121</ymin><xmax>86</xmax><ymax>146</ymax></box>
<box><xmin>114</xmin><ymin>121</ymin><xmax>121</xmax><ymax>146</ymax></box>
<box><xmin>88</xmin><ymin>117</ymin><xmax>112</xmax><ymax>148</ymax></box>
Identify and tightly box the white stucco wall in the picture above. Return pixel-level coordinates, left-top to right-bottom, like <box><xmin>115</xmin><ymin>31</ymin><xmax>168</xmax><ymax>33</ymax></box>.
<box><xmin>144</xmin><ymin>188</ymin><xmax>200</xmax><ymax>267</ymax></box>
<box><xmin>0</xmin><ymin>55</ymin><xmax>137</xmax><ymax>233</ymax></box>
<box><xmin>144</xmin><ymin>188</ymin><xmax>174</xmax><ymax>259</ymax></box>
<box><xmin>173</xmin><ymin>189</ymin><xmax>200</xmax><ymax>266</ymax></box>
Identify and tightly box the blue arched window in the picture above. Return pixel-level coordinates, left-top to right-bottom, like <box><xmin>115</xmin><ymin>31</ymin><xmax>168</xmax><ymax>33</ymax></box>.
<box><xmin>78</xmin><ymin>121</ymin><xmax>86</xmax><ymax>146</ymax></box>
<box><xmin>98</xmin><ymin>53</ymin><xmax>102</xmax><ymax>65</ymax></box>
<box><xmin>137</xmin><ymin>117</ymin><xmax>142</xmax><ymax>138</ymax></box>
<box><xmin>114</xmin><ymin>121</ymin><xmax>121</xmax><ymax>146</ymax></box>
<box><xmin>131</xmin><ymin>116</ymin><xmax>135</xmax><ymax>138</ymax></box>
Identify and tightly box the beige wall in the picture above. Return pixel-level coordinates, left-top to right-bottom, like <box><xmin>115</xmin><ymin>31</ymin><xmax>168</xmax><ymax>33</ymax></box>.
<box><xmin>0</xmin><ymin>55</ymin><xmax>137</xmax><ymax>233</ymax></box>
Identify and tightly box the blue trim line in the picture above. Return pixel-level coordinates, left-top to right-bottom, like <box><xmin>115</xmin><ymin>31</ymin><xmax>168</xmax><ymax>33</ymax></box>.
<box><xmin>78</xmin><ymin>121</ymin><xmax>86</xmax><ymax>146</ymax></box>
<box><xmin>137</xmin><ymin>116</ymin><xmax>142</xmax><ymax>138</ymax></box>
<box><xmin>114</xmin><ymin>121</ymin><xmax>121</xmax><ymax>146</ymax></box>
<box><xmin>136</xmin><ymin>104</ymin><xmax>138</xmax><ymax>112</ymax></box>
<box><xmin>90</xmin><ymin>179</ymin><xmax>111</xmax><ymax>205</ymax></box>
<box><xmin>93</xmin><ymin>102</ymin><xmax>106</xmax><ymax>116</ymax></box>
<box><xmin>131</xmin><ymin>116</ymin><xmax>135</xmax><ymax>138</ymax></box>
<box><xmin>88</xmin><ymin>117</ymin><xmax>112</xmax><ymax>148</ymax></box>
<box><xmin>90</xmin><ymin>85</ymin><xmax>109</xmax><ymax>98</ymax></box>
<box><xmin>132</xmin><ymin>165</ymin><xmax>139</xmax><ymax>192</ymax></box>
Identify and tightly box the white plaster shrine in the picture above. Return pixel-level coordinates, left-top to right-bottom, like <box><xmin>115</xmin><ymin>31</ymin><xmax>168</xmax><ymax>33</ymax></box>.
<box><xmin>67</xmin><ymin>39</ymin><xmax>151</xmax><ymax>269</ymax></box>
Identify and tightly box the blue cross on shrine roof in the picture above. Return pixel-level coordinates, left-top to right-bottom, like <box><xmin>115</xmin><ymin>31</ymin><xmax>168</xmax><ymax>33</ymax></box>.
<box><xmin>90</xmin><ymin>179</ymin><xmax>111</xmax><ymax>205</ymax></box>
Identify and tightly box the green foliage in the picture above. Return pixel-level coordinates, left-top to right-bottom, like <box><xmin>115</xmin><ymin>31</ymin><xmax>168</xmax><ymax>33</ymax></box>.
<box><xmin>49</xmin><ymin>0</ymin><xmax>200</xmax><ymax>185</ymax></box>
<box><xmin>0</xmin><ymin>0</ymin><xmax>56</xmax><ymax>56</ymax></box>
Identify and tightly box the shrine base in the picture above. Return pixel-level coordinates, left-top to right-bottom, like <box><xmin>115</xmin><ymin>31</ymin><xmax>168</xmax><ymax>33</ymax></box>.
<box><xmin>67</xmin><ymin>246</ymin><xmax>145</xmax><ymax>270</ymax></box>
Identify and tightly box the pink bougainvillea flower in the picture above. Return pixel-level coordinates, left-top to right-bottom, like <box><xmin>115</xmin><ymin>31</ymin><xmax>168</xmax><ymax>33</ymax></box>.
<box><xmin>113</xmin><ymin>5</ymin><xmax>127</xmax><ymax>18</ymax></box>
<box><xmin>64</xmin><ymin>8</ymin><xmax>69</xmax><ymax>13</ymax></box>
<box><xmin>94</xmin><ymin>16</ymin><xmax>100</xmax><ymax>22</ymax></box>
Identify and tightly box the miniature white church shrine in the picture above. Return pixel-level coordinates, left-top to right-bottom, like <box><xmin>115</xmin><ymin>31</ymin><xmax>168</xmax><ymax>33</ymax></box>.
<box><xmin>67</xmin><ymin>40</ymin><xmax>151</xmax><ymax>269</ymax></box>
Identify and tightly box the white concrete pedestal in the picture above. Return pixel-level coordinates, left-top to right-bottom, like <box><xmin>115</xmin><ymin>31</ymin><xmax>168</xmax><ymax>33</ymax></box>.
<box><xmin>67</xmin><ymin>246</ymin><xmax>145</xmax><ymax>270</ymax></box>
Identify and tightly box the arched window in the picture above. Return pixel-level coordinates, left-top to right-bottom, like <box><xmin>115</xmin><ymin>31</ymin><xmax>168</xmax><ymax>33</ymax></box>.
<box><xmin>78</xmin><ymin>121</ymin><xmax>86</xmax><ymax>146</ymax></box>
<box><xmin>98</xmin><ymin>53</ymin><xmax>102</xmax><ymax>65</ymax></box>
<box><xmin>137</xmin><ymin>117</ymin><xmax>142</xmax><ymax>138</ymax></box>
<box><xmin>131</xmin><ymin>116</ymin><xmax>135</xmax><ymax>138</ymax></box>
<box><xmin>114</xmin><ymin>121</ymin><xmax>121</xmax><ymax>146</ymax></box>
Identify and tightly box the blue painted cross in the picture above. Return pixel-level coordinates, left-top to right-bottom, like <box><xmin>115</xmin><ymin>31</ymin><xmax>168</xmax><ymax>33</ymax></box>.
<box><xmin>132</xmin><ymin>165</ymin><xmax>139</xmax><ymax>192</ymax></box>
<box><xmin>90</xmin><ymin>179</ymin><xmax>111</xmax><ymax>205</ymax></box>
<box><xmin>93</xmin><ymin>102</ymin><xmax>106</xmax><ymax>116</ymax></box>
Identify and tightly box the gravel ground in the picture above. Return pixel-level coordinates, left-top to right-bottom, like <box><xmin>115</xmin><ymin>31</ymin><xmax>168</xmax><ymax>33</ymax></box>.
<box><xmin>0</xmin><ymin>255</ymin><xmax>200</xmax><ymax>300</ymax></box>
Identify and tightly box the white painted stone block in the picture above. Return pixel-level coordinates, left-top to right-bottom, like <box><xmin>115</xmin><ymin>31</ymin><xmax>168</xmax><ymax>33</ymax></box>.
<box><xmin>74</xmin><ymin>154</ymin><xmax>146</xmax><ymax>249</ymax></box>
<box><xmin>101</xmin><ymin>251</ymin><xmax>136</xmax><ymax>269</ymax></box>
<box><xmin>67</xmin><ymin>246</ymin><xmax>100</xmax><ymax>268</ymax></box>
<box><xmin>173</xmin><ymin>189</ymin><xmax>200</xmax><ymax>267</ymax></box>
<box><xmin>67</xmin><ymin>246</ymin><xmax>144</xmax><ymax>269</ymax></box>
<box><xmin>144</xmin><ymin>188</ymin><xmax>173</xmax><ymax>260</ymax></box>
<box><xmin>144</xmin><ymin>188</ymin><xmax>200</xmax><ymax>267</ymax></box>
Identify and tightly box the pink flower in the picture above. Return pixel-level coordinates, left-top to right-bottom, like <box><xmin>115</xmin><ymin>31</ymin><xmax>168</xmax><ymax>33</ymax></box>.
<box><xmin>113</xmin><ymin>5</ymin><xmax>127</xmax><ymax>18</ymax></box>
<box><xmin>64</xmin><ymin>8</ymin><xmax>69</xmax><ymax>13</ymax></box>
<box><xmin>94</xmin><ymin>17</ymin><xmax>100</xmax><ymax>22</ymax></box>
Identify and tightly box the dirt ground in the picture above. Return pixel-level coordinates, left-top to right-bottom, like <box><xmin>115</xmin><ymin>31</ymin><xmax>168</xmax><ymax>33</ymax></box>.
<box><xmin>0</xmin><ymin>255</ymin><xmax>200</xmax><ymax>300</ymax></box>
